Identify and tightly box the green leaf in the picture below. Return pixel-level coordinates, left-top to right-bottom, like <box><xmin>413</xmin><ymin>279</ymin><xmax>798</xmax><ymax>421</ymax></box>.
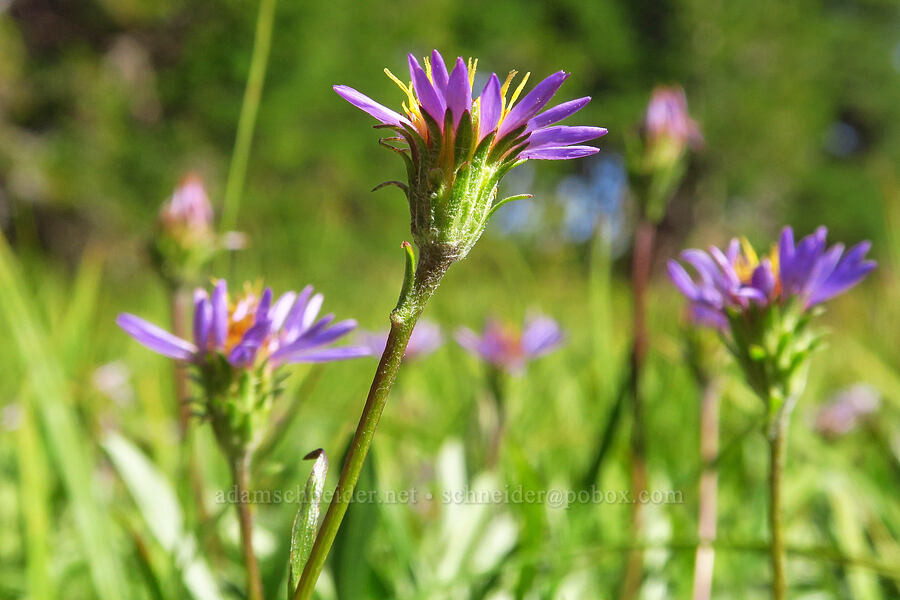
<box><xmin>289</xmin><ymin>449</ymin><xmax>329</xmax><ymax>598</ymax></box>
<box><xmin>103</xmin><ymin>432</ymin><xmax>222</xmax><ymax>600</ymax></box>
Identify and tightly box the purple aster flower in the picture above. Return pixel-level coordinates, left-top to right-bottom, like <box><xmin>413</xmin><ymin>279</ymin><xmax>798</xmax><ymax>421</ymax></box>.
<box><xmin>644</xmin><ymin>85</ymin><xmax>703</xmax><ymax>155</ymax></box>
<box><xmin>667</xmin><ymin>226</ymin><xmax>876</xmax><ymax>329</ymax></box>
<box><xmin>814</xmin><ymin>384</ymin><xmax>880</xmax><ymax>439</ymax></box>
<box><xmin>358</xmin><ymin>319</ymin><xmax>444</xmax><ymax>361</ymax></box>
<box><xmin>455</xmin><ymin>315</ymin><xmax>564</xmax><ymax>374</ymax></box>
<box><xmin>334</xmin><ymin>50</ymin><xmax>607</xmax><ymax>260</ymax></box>
<box><xmin>117</xmin><ymin>279</ymin><xmax>370</xmax><ymax>368</ymax></box>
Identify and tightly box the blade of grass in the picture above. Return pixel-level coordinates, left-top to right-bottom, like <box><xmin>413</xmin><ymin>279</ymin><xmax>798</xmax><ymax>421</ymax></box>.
<box><xmin>16</xmin><ymin>399</ymin><xmax>52</xmax><ymax>600</ymax></box>
<box><xmin>104</xmin><ymin>432</ymin><xmax>223</xmax><ymax>600</ymax></box>
<box><xmin>0</xmin><ymin>234</ymin><xmax>129</xmax><ymax>599</ymax></box>
<box><xmin>220</xmin><ymin>0</ymin><xmax>279</xmax><ymax>232</ymax></box>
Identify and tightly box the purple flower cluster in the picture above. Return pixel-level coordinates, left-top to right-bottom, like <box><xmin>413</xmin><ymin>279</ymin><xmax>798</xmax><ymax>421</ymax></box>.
<box><xmin>334</xmin><ymin>50</ymin><xmax>607</xmax><ymax>162</ymax></box>
<box><xmin>667</xmin><ymin>226</ymin><xmax>876</xmax><ymax>329</ymax></box>
<box><xmin>117</xmin><ymin>280</ymin><xmax>369</xmax><ymax>369</ymax></box>
<box><xmin>455</xmin><ymin>316</ymin><xmax>564</xmax><ymax>374</ymax></box>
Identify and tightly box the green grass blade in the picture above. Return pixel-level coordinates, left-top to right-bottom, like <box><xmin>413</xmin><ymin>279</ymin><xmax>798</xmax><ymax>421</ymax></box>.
<box><xmin>0</xmin><ymin>233</ymin><xmax>129</xmax><ymax>599</ymax></box>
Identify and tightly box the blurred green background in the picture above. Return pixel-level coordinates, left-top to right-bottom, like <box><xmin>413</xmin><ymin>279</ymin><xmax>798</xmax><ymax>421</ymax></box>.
<box><xmin>1</xmin><ymin>0</ymin><xmax>899</xmax><ymax>598</ymax></box>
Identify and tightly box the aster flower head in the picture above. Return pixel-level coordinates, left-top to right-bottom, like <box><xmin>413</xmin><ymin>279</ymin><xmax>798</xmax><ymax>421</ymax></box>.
<box><xmin>159</xmin><ymin>174</ymin><xmax>214</xmax><ymax>236</ymax></box>
<box><xmin>152</xmin><ymin>174</ymin><xmax>244</xmax><ymax>286</ymax></box>
<box><xmin>630</xmin><ymin>85</ymin><xmax>701</xmax><ymax>222</ymax></box>
<box><xmin>668</xmin><ymin>226</ymin><xmax>875</xmax><ymax>403</ymax></box>
<box><xmin>644</xmin><ymin>86</ymin><xmax>703</xmax><ymax>161</ymax></box>
<box><xmin>335</xmin><ymin>50</ymin><xmax>607</xmax><ymax>261</ymax></box>
<box><xmin>814</xmin><ymin>384</ymin><xmax>880</xmax><ymax>439</ymax></box>
<box><xmin>455</xmin><ymin>315</ymin><xmax>564</xmax><ymax>375</ymax></box>
<box><xmin>117</xmin><ymin>279</ymin><xmax>368</xmax><ymax>453</ymax></box>
<box><xmin>359</xmin><ymin>319</ymin><xmax>443</xmax><ymax>361</ymax></box>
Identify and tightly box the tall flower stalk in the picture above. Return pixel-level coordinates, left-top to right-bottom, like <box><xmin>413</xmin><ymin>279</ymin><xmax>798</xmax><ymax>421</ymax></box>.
<box><xmin>118</xmin><ymin>280</ymin><xmax>367</xmax><ymax>600</ymax></box>
<box><xmin>455</xmin><ymin>316</ymin><xmax>565</xmax><ymax>467</ymax></box>
<box><xmin>621</xmin><ymin>85</ymin><xmax>702</xmax><ymax>598</ymax></box>
<box><xmin>668</xmin><ymin>226</ymin><xmax>875</xmax><ymax>598</ymax></box>
<box><xmin>293</xmin><ymin>50</ymin><xmax>605</xmax><ymax>599</ymax></box>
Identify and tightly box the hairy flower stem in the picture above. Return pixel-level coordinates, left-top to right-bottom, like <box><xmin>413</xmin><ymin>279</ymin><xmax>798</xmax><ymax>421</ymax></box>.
<box><xmin>231</xmin><ymin>454</ymin><xmax>263</xmax><ymax>600</ymax></box>
<box><xmin>621</xmin><ymin>218</ymin><xmax>656</xmax><ymax>600</ymax></box>
<box><xmin>293</xmin><ymin>246</ymin><xmax>453</xmax><ymax>600</ymax></box>
<box><xmin>692</xmin><ymin>380</ymin><xmax>720</xmax><ymax>600</ymax></box>
<box><xmin>768</xmin><ymin>409</ymin><xmax>789</xmax><ymax>600</ymax></box>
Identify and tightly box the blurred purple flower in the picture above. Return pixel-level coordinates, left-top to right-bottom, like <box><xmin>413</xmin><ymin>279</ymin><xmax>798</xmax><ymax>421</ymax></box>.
<box><xmin>644</xmin><ymin>85</ymin><xmax>703</xmax><ymax>154</ymax></box>
<box><xmin>158</xmin><ymin>173</ymin><xmax>213</xmax><ymax>236</ymax></box>
<box><xmin>334</xmin><ymin>49</ymin><xmax>607</xmax><ymax>162</ymax></box>
<box><xmin>455</xmin><ymin>316</ymin><xmax>564</xmax><ymax>374</ymax></box>
<box><xmin>359</xmin><ymin>320</ymin><xmax>444</xmax><ymax>361</ymax></box>
<box><xmin>814</xmin><ymin>384</ymin><xmax>880</xmax><ymax>438</ymax></box>
<box><xmin>117</xmin><ymin>280</ymin><xmax>370</xmax><ymax>368</ymax></box>
<box><xmin>667</xmin><ymin>226</ymin><xmax>876</xmax><ymax>328</ymax></box>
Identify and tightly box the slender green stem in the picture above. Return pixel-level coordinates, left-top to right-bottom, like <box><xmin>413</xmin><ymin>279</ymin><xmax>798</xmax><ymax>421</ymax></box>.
<box><xmin>231</xmin><ymin>455</ymin><xmax>264</xmax><ymax>600</ymax></box>
<box><xmin>768</xmin><ymin>410</ymin><xmax>789</xmax><ymax>600</ymax></box>
<box><xmin>220</xmin><ymin>0</ymin><xmax>278</xmax><ymax>233</ymax></box>
<box><xmin>293</xmin><ymin>246</ymin><xmax>453</xmax><ymax>600</ymax></box>
<box><xmin>485</xmin><ymin>367</ymin><xmax>507</xmax><ymax>469</ymax></box>
<box><xmin>621</xmin><ymin>218</ymin><xmax>656</xmax><ymax>600</ymax></box>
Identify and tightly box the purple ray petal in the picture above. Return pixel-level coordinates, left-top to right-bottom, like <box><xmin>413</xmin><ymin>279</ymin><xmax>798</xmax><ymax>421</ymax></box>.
<box><xmin>283</xmin><ymin>285</ymin><xmax>314</xmax><ymax>340</ymax></box>
<box><xmin>807</xmin><ymin>240</ymin><xmax>876</xmax><ymax>306</ymax></box>
<box><xmin>478</xmin><ymin>74</ymin><xmax>502</xmax><ymax>140</ymax></box>
<box><xmin>256</xmin><ymin>287</ymin><xmax>273</xmax><ymax>320</ymax></box>
<box><xmin>667</xmin><ymin>260</ymin><xmax>700</xmax><ymax>300</ymax></box>
<box><xmin>227</xmin><ymin>320</ymin><xmax>270</xmax><ymax>367</ymax></box>
<box><xmin>211</xmin><ymin>280</ymin><xmax>228</xmax><ymax>351</ymax></box>
<box><xmin>269</xmin><ymin>291</ymin><xmax>297</xmax><ymax>332</ymax></box>
<box><xmin>707</xmin><ymin>245</ymin><xmax>741</xmax><ymax>288</ymax></box>
<box><xmin>430</xmin><ymin>49</ymin><xmax>449</xmax><ymax>96</ymax></box>
<box><xmin>498</xmin><ymin>71</ymin><xmax>569</xmax><ymax>139</ymax></box>
<box><xmin>689</xmin><ymin>303</ymin><xmax>728</xmax><ymax>330</ymax></box>
<box><xmin>526</xmin><ymin>97</ymin><xmax>591</xmax><ymax>132</ymax></box>
<box><xmin>193</xmin><ymin>291</ymin><xmax>212</xmax><ymax>354</ymax></box>
<box><xmin>454</xmin><ymin>327</ymin><xmax>484</xmax><ymax>358</ymax></box>
<box><xmin>279</xmin><ymin>345</ymin><xmax>372</xmax><ymax>364</ymax></box>
<box><xmin>518</xmin><ymin>145</ymin><xmax>599</xmax><ymax>160</ymax></box>
<box><xmin>751</xmin><ymin>260</ymin><xmax>776</xmax><ymax>299</ymax></box>
<box><xmin>445</xmin><ymin>57</ymin><xmax>471</xmax><ymax>129</ymax></box>
<box><xmin>522</xmin><ymin>317</ymin><xmax>564</xmax><ymax>357</ymax></box>
<box><xmin>681</xmin><ymin>249</ymin><xmax>721</xmax><ymax>288</ymax></box>
<box><xmin>408</xmin><ymin>54</ymin><xmax>445</xmax><ymax>125</ymax></box>
<box><xmin>333</xmin><ymin>85</ymin><xmax>409</xmax><ymax>127</ymax></box>
<box><xmin>302</xmin><ymin>293</ymin><xmax>324</xmax><ymax>330</ymax></box>
<box><xmin>526</xmin><ymin>126</ymin><xmax>608</xmax><ymax>150</ymax></box>
<box><xmin>117</xmin><ymin>313</ymin><xmax>197</xmax><ymax>361</ymax></box>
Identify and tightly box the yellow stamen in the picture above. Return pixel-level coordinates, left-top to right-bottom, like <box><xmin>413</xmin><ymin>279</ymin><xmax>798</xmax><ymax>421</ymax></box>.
<box><xmin>499</xmin><ymin>70</ymin><xmax>519</xmax><ymax>113</ymax></box>
<box><xmin>423</xmin><ymin>56</ymin><xmax>433</xmax><ymax>83</ymax></box>
<box><xmin>740</xmin><ymin>237</ymin><xmax>759</xmax><ymax>266</ymax></box>
<box><xmin>384</xmin><ymin>68</ymin><xmax>417</xmax><ymax>109</ymax></box>
<box><xmin>504</xmin><ymin>72</ymin><xmax>531</xmax><ymax>118</ymax></box>
<box><xmin>467</xmin><ymin>57</ymin><xmax>478</xmax><ymax>89</ymax></box>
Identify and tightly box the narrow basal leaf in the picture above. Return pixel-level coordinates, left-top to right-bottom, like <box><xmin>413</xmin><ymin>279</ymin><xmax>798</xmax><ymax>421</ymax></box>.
<box><xmin>289</xmin><ymin>449</ymin><xmax>329</xmax><ymax>598</ymax></box>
